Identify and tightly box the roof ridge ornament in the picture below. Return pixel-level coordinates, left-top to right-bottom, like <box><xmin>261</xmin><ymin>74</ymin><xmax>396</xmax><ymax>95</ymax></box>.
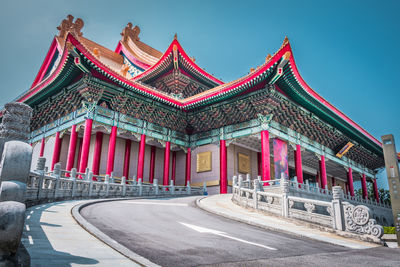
<box><xmin>174</xmin><ymin>33</ymin><xmax>178</xmax><ymax>40</ymax></box>
<box><xmin>121</xmin><ymin>22</ymin><xmax>140</xmax><ymax>42</ymax></box>
<box><xmin>57</xmin><ymin>14</ymin><xmax>84</xmax><ymax>39</ymax></box>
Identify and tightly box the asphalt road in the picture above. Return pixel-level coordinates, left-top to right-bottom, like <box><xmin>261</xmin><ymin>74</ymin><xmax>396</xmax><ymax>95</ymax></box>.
<box><xmin>81</xmin><ymin>196</ymin><xmax>400</xmax><ymax>267</ymax></box>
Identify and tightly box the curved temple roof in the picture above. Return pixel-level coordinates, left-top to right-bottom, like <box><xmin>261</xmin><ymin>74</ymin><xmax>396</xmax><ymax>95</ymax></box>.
<box><xmin>20</xmin><ymin>16</ymin><xmax>383</xmax><ymax>158</ymax></box>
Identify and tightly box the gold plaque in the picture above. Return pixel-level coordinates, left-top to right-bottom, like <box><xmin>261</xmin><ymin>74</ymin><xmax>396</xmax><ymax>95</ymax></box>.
<box><xmin>197</xmin><ymin>151</ymin><xmax>212</xmax><ymax>172</ymax></box>
<box><xmin>238</xmin><ymin>153</ymin><xmax>251</xmax><ymax>174</ymax></box>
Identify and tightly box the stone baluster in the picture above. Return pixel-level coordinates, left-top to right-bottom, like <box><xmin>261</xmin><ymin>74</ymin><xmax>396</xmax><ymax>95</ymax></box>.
<box><xmin>53</xmin><ymin>163</ymin><xmax>61</xmax><ymax>199</ymax></box>
<box><xmin>121</xmin><ymin>176</ymin><xmax>126</xmax><ymax>197</ymax></box>
<box><xmin>153</xmin><ymin>179</ymin><xmax>159</xmax><ymax>195</ymax></box>
<box><xmin>281</xmin><ymin>176</ymin><xmax>289</xmax><ymax>217</ymax></box>
<box><xmin>253</xmin><ymin>179</ymin><xmax>259</xmax><ymax>209</ymax></box>
<box><xmin>305</xmin><ymin>180</ymin><xmax>310</xmax><ymax>192</ymax></box>
<box><xmin>110</xmin><ymin>172</ymin><xmax>114</xmax><ymax>183</ymax></box>
<box><xmin>71</xmin><ymin>168</ymin><xmax>77</xmax><ymax>198</ymax></box>
<box><xmin>35</xmin><ymin>157</ymin><xmax>46</xmax><ymax>199</ymax></box>
<box><xmin>246</xmin><ymin>174</ymin><xmax>251</xmax><ymax>188</ymax></box>
<box><xmin>186</xmin><ymin>181</ymin><xmax>191</xmax><ymax>195</ymax></box>
<box><xmin>104</xmin><ymin>174</ymin><xmax>110</xmax><ymax>197</ymax></box>
<box><xmin>88</xmin><ymin>172</ymin><xmax>94</xmax><ymax>197</ymax></box>
<box><xmin>238</xmin><ymin>175</ymin><xmax>243</xmax><ymax>188</ymax></box>
<box><xmin>332</xmin><ymin>186</ymin><xmax>345</xmax><ymax>231</ymax></box>
<box><xmin>170</xmin><ymin>180</ymin><xmax>175</xmax><ymax>196</ymax></box>
<box><xmin>232</xmin><ymin>175</ymin><xmax>237</xmax><ymax>187</ymax></box>
<box><xmin>138</xmin><ymin>178</ymin><xmax>142</xmax><ymax>196</ymax></box>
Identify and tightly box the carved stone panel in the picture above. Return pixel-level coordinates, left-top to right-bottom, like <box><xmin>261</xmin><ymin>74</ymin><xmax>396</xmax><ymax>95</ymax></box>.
<box><xmin>238</xmin><ymin>153</ymin><xmax>251</xmax><ymax>174</ymax></box>
<box><xmin>197</xmin><ymin>151</ymin><xmax>212</xmax><ymax>173</ymax></box>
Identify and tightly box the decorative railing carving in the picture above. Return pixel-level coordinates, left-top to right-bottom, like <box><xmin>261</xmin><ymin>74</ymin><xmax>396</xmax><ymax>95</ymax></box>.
<box><xmin>343</xmin><ymin>203</ymin><xmax>383</xmax><ymax>238</ymax></box>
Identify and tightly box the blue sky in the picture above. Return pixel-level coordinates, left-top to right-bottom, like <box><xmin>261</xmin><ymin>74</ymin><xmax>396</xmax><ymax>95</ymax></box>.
<box><xmin>0</xmin><ymin>0</ymin><xmax>399</xmax><ymax>170</ymax></box>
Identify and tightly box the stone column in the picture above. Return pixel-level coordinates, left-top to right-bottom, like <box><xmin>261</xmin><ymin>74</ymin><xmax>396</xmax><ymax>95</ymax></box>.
<box><xmin>361</xmin><ymin>173</ymin><xmax>368</xmax><ymax>200</ymax></box>
<box><xmin>39</xmin><ymin>137</ymin><xmax>45</xmax><ymax>157</ymax></box>
<box><xmin>51</xmin><ymin>132</ymin><xmax>62</xmax><ymax>171</ymax></box>
<box><xmin>66</xmin><ymin>125</ymin><xmax>78</xmax><ymax>176</ymax></box>
<box><xmin>347</xmin><ymin>167</ymin><xmax>355</xmax><ymax>197</ymax></box>
<box><xmin>163</xmin><ymin>141</ymin><xmax>171</xmax><ymax>186</ymax></box>
<box><xmin>171</xmin><ymin>151</ymin><xmax>176</xmax><ymax>185</ymax></box>
<box><xmin>106</xmin><ymin>126</ymin><xmax>117</xmax><ymax>175</ymax></box>
<box><xmin>261</xmin><ymin>130</ymin><xmax>270</xmax><ymax>183</ymax></box>
<box><xmin>294</xmin><ymin>144</ymin><xmax>303</xmax><ymax>184</ymax></box>
<box><xmin>123</xmin><ymin>139</ymin><xmax>131</xmax><ymax>179</ymax></box>
<box><xmin>220</xmin><ymin>140</ymin><xmax>227</xmax><ymax>194</ymax></box>
<box><xmin>373</xmin><ymin>178</ymin><xmax>380</xmax><ymax>203</ymax></box>
<box><xmin>149</xmin><ymin>145</ymin><xmax>156</xmax><ymax>183</ymax></box>
<box><xmin>319</xmin><ymin>155</ymin><xmax>327</xmax><ymax>189</ymax></box>
<box><xmin>78</xmin><ymin>119</ymin><xmax>93</xmax><ymax>174</ymax></box>
<box><xmin>185</xmin><ymin>148</ymin><xmax>191</xmax><ymax>186</ymax></box>
<box><xmin>92</xmin><ymin>131</ymin><xmax>103</xmax><ymax>175</ymax></box>
<box><xmin>137</xmin><ymin>134</ymin><xmax>146</xmax><ymax>181</ymax></box>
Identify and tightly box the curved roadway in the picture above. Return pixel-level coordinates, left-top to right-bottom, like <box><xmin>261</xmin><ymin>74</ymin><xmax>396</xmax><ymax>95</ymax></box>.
<box><xmin>81</xmin><ymin>196</ymin><xmax>399</xmax><ymax>267</ymax></box>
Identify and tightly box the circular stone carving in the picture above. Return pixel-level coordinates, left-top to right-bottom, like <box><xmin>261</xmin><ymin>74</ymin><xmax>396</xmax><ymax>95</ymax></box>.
<box><xmin>352</xmin><ymin>206</ymin><xmax>370</xmax><ymax>225</ymax></box>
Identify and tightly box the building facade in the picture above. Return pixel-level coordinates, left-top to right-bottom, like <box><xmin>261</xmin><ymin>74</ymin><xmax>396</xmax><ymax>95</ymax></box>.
<box><xmin>12</xmin><ymin>15</ymin><xmax>384</xmax><ymax>196</ymax></box>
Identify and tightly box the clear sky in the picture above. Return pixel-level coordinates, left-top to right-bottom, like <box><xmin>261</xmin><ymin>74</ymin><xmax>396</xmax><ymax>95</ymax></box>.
<box><xmin>0</xmin><ymin>0</ymin><xmax>399</xmax><ymax>158</ymax></box>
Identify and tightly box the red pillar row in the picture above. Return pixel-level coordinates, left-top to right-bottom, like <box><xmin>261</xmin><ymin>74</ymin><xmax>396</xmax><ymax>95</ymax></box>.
<box><xmin>106</xmin><ymin>126</ymin><xmax>117</xmax><ymax>175</ymax></box>
<box><xmin>149</xmin><ymin>145</ymin><xmax>156</xmax><ymax>183</ymax></box>
<box><xmin>66</xmin><ymin>125</ymin><xmax>78</xmax><ymax>176</ymax></box>
<box><xmin>373</xmin><ymin>179</ymin><xmax>380</xmax><ymax>203</ymax></box>
<box><xmin>163</xmin><ymin>141</ymin><xmax>171</xmax><ymax>186</ymax></box>
<box><xmin>347</xmin><ymin>167</ymin><xmax>355</xmax><ymax>196</ymax></box>
<box><xmin>294</xmin><ymin>144</ymin><xmax>303</xmax><ymax>183</ymax></box>
<box><xmin>220</xmin><ymin>139</ymin><xmax>227</xmax><ymax>194</ymax></box>
<box><xmin>137</xmin><ymin>134</ymin><xmax>146</xmax><ymax>180</ymax></box>
<box><xmin>171</xmin><ymin>151</ymin><xmax>176</xmax><ymax>185</ymax></box>
<box><xmin>92</xmin><ymin>132</ymin><xmax>103</xmax><ymax>175</ymax></box>
<box><xmin>51</xmin><ymin>132</ymin><xmax>62</xmax><ymax>171</ymax></box>
<box><xmin>261</xmin><ymin>130</ymin><xmax>270</xmax><ymax>183</ymax></box>
<box><xmin>319</xmin><ymin>155</ymin><xmax>327</xmax><ymax>189</ymax></box>
<box><xmin>361</xmin><ymin>173</ymin><xmax>368</xmax><ymax>200</ymax></box>
<box><xmin>123</xmin><ymin>139</ymin><xmax>131</xmax><ymax>178</ymax></box>
<box><xmin>79</xmin><ymin>119</ymin><xmax>93</xmax><ymax>174</ymax></box>
<box><xmin>185</xmin><ymin>148</ymin><xmax>191</xmax><ymax>186</ymax></box>
<box><xmin>39</xmin><ymin>137</ymin><xmax>46</xmax><ymax>157</ymax></box>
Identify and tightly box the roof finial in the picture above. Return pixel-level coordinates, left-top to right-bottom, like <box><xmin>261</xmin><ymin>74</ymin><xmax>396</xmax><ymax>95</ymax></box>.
<box><xmin>57</xmin><ymin>14</ymin><xmax>84</xmax><ymax>39</ymax></box>
<box><xmin>265</xmin><ymin>54</ymin><xmax>272</xmax><ymax>63</ymax></box>
<box><xmin>121</xmin><ymin>23</ymin><xmax>140</xmax><ymax>42</ymax></box>
<box><xmin>174</xmin><ymin>33</ymin><xmax>178</xmax><ymax>40</ymax></box>
<box><xmin>283</xmin><ymin>36</ymin><xmax>289</xmax><ymax>45</ymax></box>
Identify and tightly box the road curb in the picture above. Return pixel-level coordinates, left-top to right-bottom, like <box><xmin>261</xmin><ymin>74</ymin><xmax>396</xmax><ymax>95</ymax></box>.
<box><xmin>195</xmin><ymin>196</ymin><xmax>382</xmax><ymax>249</ymax></box>
<box><xmin>71</xmin><ymin>197</ymin><xmax>162</xmax><ymax>267</ymax></box>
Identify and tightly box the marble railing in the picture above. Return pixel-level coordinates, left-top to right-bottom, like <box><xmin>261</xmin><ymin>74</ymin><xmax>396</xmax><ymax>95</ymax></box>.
<box><xmin>25</xmin><ymin>158</ymin><xmax>206</xmax><ymax>206</ymax></box>
<box><xmin>232</xmin><ymin>175</ymin><xmax>386</xmax><ymax>240</ymax></box>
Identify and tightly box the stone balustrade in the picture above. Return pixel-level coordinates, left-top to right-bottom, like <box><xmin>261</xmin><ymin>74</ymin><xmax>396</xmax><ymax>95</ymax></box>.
<box><xmin>25</xmin><ymin>158</ymin><xmax>206</xmax><ymax>206</ymax></box>
<box><xmin>232</xmin><ymin>175</ymin><xmax>385</xmax><ymax>240</ymax></box>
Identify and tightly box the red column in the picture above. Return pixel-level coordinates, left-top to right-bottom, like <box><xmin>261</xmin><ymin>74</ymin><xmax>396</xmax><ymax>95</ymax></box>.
<box><xmin>361</xmin><ymin>173</ymin><xmax>368</xmax><ymax>200</ymax></box>
<box><xmin>137</xmin><ymin>134</ymin><xmax>146</xmax><ymax>180</ymax></box>
<box><xmin>294</xmin><ymin>144</ymin><xmax>303</xmax><ymax>183</ymax></box>
<box><xmin>185</xmin><ymin>148</ymin><xmax>191</xmax><ymax>186</ymax></box>
<box><xmin>373</xmin><ymin>179</ymin><xmax>380</xmax><ymax>203</ymax></box>
<box><xmin>149</xmin><ymin>146</ymin><xmax>156</xmax><ymax>183</ymax></box>
<box><xmin>347</xmin><ymin>167</ymin><xmax>355</xmax><ymax>197</ymax></box>
<box><xmin>319</xmin><ymin>156</ymin><xmax>327</xmax><ymax>189</ymax></box>
<box><xmin>76</xmin><ymin>137</ymin><xmax>83</xmax><ymax>169</ymax></box>
<box><xmin>257</xmin><ymin>152</ymin><xmax>262</xmax><ymax>176</ymax></box>
<box><xmin>79</xmin><ymin>119</ymin><xmax>93</xmax><ymax>174</ymax></box>
<box><xmin>261</xmin><ymin>130</ymin><xmax>270</xmax><ymax>183</ymax></box>
<box><xmin>163</xmin><ymin>141</ymin><xmax>171</xmax><ymax>186</ymax></box>
<box><xmin>92</xmin><ymin>132</ymin><xmax>103</xmax><ymax>175</ymax></box>
<box><xmin>51</xmin><ymin>132</ymin><xmax>62</xmax><ymax>171</ymax></box>
<box><xmin>66</xmin><ymin>125</ymin><xmax>78</xmax><ymax>176</ymax></box>
<box><xmin>39</xmin><ymin>137</ymin><xmax>45</xmax><ymax>157</ymax></box>
<box><xmin>106</xmin><ymin>126</ymin><xmax>117</xmax><ymax>175</ymax></box>
<box><xmin>220</xmin><ymin>140</ymin><xmax>227</xmax><ymax>194</ymax></box>
<box><xmin>171</xmin><ymin>151</ymin><xmax>176</xmax><ymax>185</ymax></box>
<box><xmin>123</xmin><ymin>139</ymin><xmax>131</xmax><ymax>178</ymax></box>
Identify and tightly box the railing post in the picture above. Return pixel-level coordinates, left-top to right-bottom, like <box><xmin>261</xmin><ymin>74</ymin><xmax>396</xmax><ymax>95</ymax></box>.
<box><xmin>71</xmin><ymin>168</ymin><xmax>77</xmax><ymax>198</ymax></box>
<box><xmin>153</xmin><ymin>179</ymin><xmax>159</xmax><ymax>195</ymax></box>
<box><xmin>332</xmin><ymin>186</ymin><xmax>345</xmax><ymax>230</ymax></box>
<box><xmin>53</xmin><ymin>163</ymin><xmax>61</xmax><ymax>199</ymax></box>
<box><xmin>121</xmin><ymin>176</ymin><xmax>126</xmax><ymax>197</ymax></box>
<box><xmin>232</xmin><ymin>176</ymin><xmax>237</xmax><ymax>187</ymax></box>
<box><xmin>253</xmin><ymin>179</ymin><xmax>259</xmax><ymax>209</ymax></box>
<box><xmin>203</xmin><ymin>182</ymin><xmax>207</xmax><ymax>195</ymax></box>
<box><xmin>246</xmin><ymin>174</ymin><xmax>251</xmax><ymax>188</ymax></box>
<box><xmin>110</xmin><ymin>171</ymin><xmax>114</xmax><ymax>183</ymax></box>
<box><xmin>35</xmin><ymin>157</ymin><xmax>46</xmax><ymax>200</ymax></box>
<box><xmin>305</xmin><ymin>180</ymin><xmax>310</xmax><ymax>191</ymax></box>
<box><xmin>105</xmin><ymin>174</ymin><xmax>110</xmax><ymax>197</ymax></box>
<box><xmin>138</xmin><ymin>178</ymin><xmax>143</xmax><ymax>196</ymax></box>
<box><xmin>170</xmin><ymin>180</ymin><xmax>175</xmax><ymax>196</ymax></box>
<box><xmin>281</xmin><ymin>177</ymin><xmax>289</xmax><ymax>217</ymax></box>
<box><xmin>84</xmin><ymin>167</ymin><xmax>89</xmax><ymax>180</ymax></box>
<box><xmin>238</xmin><ymin>175</ymin><xmax>243</xmax><ymax>188</ymax></box>
<box><xmin>88</xmin><ymin>172</ymin><xmax>94</xmax><ymax>197</ymax></box>
<box><xmin>186</xmin><ymin>181</ymin><xmax>191</xmax><ymax>195</ymax></box>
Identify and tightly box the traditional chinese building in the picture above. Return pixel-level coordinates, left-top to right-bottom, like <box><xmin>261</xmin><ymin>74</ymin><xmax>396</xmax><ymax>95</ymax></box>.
<box><xmin>13</xmin><ymin>15</ymin><xmax>385</xmax><ymax>197</ymax></box>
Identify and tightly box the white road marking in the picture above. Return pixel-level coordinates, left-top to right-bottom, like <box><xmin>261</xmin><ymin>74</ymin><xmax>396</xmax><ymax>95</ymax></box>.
<box><xmin>179</xmin><ymin>222</ymin><xmax>277</xmax><ymax>250</ymax></box>
<box><xmin>28</xmin><ymin>235</ymin><xmax>34</xmax><ymax>245</ymax></box>
<box><xmin>121</xmin><ymin>201</ymin><xmax>188</xmax><ymax>207</ymax></box>
<box><xmin>26</xmin><ymin>225</ymin><xmax>30</xmax><ymax>231</ymax></box>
